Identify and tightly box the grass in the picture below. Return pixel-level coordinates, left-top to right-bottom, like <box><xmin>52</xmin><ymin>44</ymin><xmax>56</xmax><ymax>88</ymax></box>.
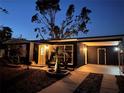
<box><xmin>0</xmin><ymin>65</ymin><xmax>62</xmax><ymax>93</ymax></box>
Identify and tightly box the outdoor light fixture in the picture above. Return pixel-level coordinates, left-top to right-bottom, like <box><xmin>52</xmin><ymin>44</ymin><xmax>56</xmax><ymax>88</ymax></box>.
<box><xmin>40</xmin><ymin>47</ymin><xmax>44</xmax><ymax>55</ymax></box>
<box><xmin>120</xmin><ymin>50</ymin><xmax>123</xmax><ymax>53</ymax></box>
<box><xmin>114</xmin><ymin>47</ymin><xmax>120</xmax><ymax>51</ymax></box>
<box><xmin>83</xmin><ymin>47</ymin><xmax>87</xmax><ymax>51</ymax></box>
<box><xmin>45</xmin><ymin>45</ymin><xmax>49</xmax><ymax>50</ymax></box>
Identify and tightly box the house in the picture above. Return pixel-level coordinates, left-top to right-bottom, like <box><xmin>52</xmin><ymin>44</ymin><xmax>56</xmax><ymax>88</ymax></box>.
<box><xmin>3</xmin><ymin>38</ymin><xmax>31</xmax><ymax>63</ymax></box>
<box><xmin>0</xmin><ymin>46</ymin><xmax>5</xmax><ymax>58</ymax></box>
<box><xmin>3</xmin><ymin>35</ymin><xmax>124</xmax><ymax>69</ymax></box>
<box><xmin>30</xmin><ymin>34</ymin><xmax>124</xmax><ymax>68</ymax></box>
<box><xmin>0</xmin><ymin>40</ymin><xmax>7</xmax><ymax>58</ymax></box>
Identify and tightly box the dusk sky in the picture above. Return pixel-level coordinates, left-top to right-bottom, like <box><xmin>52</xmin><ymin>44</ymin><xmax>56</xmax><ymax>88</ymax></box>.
<box><xmin>0</xmin><ymin>0</ymin><xmax>124</xmax><ymax>40</ymax></box>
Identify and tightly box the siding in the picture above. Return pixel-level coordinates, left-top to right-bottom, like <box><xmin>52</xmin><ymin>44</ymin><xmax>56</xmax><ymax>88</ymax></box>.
<box><xmin>87</xmin><ymin>46</ymin><xmax>98</xmax><ymax>64</ymax></box>
<box><xmin>77</xmin><ymin>43</ymin><xmax>85</xmax><ymax>67</ymax></box>
<box><xmin>106</xmin><ymin>46</ymin><xmax>118</xmax><ymax>65</ymax></box>
<box><xmin>87</xmin><ymin>46</ymin><xmax>118</xmax><ymax>65</ymax></box>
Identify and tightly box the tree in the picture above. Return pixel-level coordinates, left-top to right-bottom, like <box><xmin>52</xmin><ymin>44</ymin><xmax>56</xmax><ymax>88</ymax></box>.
<box><xmin>32</xmin><ymin>0</ymin><xmax>91</xmax><ymax>40</ymax></box>
<box><xmin>0</xmin><ymin>7</ymin><xmax>8</xmax><ymax>14</ymax></box>
<box><xmin>0</xmin><ymin>7</ymin><xmax>9</xmax><ymax>41</ymax></box>
<box><xmin>0</xmin><ymin>26</ymin><xmax>13</xmax><ymax>42</ymax></box>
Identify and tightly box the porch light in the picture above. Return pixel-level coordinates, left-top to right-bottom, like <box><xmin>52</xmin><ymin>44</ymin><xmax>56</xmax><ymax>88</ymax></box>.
<box><xmin>45</xmin><ymin>45</ymin><xmax>49</xmax><ymax>50</ymax></box>
<box><xmin>83</xmin><ymin>47</ymin><xmax>87</xmax><ymax>51</ymax></box>
<box><xmin>120</xmin><ymin>50</ymin><xmax>123</xmax><ymax>53</ymax></box>
<box><xmin>114</xmin><ymin>47</ymin><xmax>120</xmax><ymax>51</ymax></box>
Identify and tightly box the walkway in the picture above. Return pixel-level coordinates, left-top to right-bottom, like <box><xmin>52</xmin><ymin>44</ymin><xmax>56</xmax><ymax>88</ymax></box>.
<box><xmin>38</xmin><ymin>70</ymin><xmax>89</xmax><ymax>93</ymax></box>
<box><xmin>38</xmin><ymin>64</ymin><xmax>120</xmax><ymax>93</ymax></box>
<box><xmin>100</xmin><ymin>74</ymin><xmax>118</xmax><ymax>93</ymax></box>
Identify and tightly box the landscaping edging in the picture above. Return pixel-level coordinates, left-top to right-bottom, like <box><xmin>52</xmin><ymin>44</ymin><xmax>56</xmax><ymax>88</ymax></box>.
<box><xmin>47</xmin><ymin>69</ymin><xmax>70</xmax><ymax>78</ymax></box>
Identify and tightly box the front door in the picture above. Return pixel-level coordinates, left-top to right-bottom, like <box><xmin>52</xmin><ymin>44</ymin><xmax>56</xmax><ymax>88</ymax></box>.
<box><xmin>97</xmin><ymin>48</ymin><xmax>106</xmax><ymax>65</ymax></box>
<box><xmin>38</xmin><ymin>45</ymin><xmax>46</xmax><ymax>66</ymax></box>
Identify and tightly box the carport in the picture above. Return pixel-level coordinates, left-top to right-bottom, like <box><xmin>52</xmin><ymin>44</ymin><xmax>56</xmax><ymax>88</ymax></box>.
<box><xmin>77</xmin><ymin>35</ymin><xmax>124</xmax><ymax>66</ymax></box>
<box><xmin>82</xmin><ymin>41</ymin><xmax>120</xmax><ymax>65</ymax></box>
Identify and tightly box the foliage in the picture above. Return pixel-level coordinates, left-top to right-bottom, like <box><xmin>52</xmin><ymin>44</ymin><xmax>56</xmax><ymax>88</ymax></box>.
<box><xmin>49</xmin><ymin>46</ymin><xmax>69</xmax><ymax>72</ymax></box>
<box><xmin>32</xmin><ymin>0</ymin><xmax>91</xmax><ymax>39</ymax></box>
<box><xmin>0</xmin><ymin>7</ymin><xmax>8</xmax><ymax>13</ymax></box>
<box><xmin>0</xmin><ymin>7</ymin><xmax>10</xmax><ymax>42</ymax></box>
<box><xmin>0</xmin><ymin>26</ymin><xmax>13</xmax><ymax>41</ymax></box>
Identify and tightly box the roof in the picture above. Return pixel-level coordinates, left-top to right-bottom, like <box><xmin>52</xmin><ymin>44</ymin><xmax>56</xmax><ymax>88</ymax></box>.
<box><xmin>3</xmin><ymin>38</ymin><xmax>30</xmax><ymax>44</ymax></box>
<box><xmin>47</xmin><ymin>34</ymin><xmax>124</xmax><ymax>43</ymax></box>
<box><xmin>30</xmin><ymin>34</ymin><xmax>124</xmax><ymax>43</ymax></box>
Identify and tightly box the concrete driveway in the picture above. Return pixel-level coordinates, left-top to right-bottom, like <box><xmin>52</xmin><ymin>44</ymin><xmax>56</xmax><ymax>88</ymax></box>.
<box><xmin>77</xmin><ymin>64</ymin><xmax>121</xmax><ymax>75</ymax></box>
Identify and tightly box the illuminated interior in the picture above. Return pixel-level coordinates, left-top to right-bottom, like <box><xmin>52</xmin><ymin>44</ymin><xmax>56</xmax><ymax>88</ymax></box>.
<box><xmin>38</xmin><ymin>44</ymin><xmax>49</xmax><ymax>66</ymax></box>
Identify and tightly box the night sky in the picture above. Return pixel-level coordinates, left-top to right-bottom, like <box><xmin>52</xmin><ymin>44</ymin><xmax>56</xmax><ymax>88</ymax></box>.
<box><xmin>0</xmin><ymin>0</ymin><xmax>124</xmax><ymax>40</ymax></box>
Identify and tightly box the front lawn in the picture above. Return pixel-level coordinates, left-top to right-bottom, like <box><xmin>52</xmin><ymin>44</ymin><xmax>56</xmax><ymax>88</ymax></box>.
<box><xmin>0</xmin><ymin>66</ymin><xmax>61</xmax><ymax>93</ymax></box>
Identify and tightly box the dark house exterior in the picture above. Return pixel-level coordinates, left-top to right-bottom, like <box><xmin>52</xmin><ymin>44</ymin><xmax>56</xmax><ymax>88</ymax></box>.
<box><xmin>3</xmin><ymin>35</ymin><xmax>124</xmax><ymax>69</ymax></box>
<box><xmin>3</xmin><ymin>38</ymin><xmax>32</xmax><ymax>64</ymax></box>
<box><xmin>29</xmin><ymin>34</ymin><xmax>124</xmax><ymax>68</ymax></box>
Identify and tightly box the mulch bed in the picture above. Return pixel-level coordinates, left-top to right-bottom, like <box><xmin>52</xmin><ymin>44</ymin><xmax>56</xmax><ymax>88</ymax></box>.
<box><xmin>115</xmin><ymin>75</ymin><xmax>124</xmax><ymax>93</ymax></box>
<box><xmin>0</xmin><ymin>66</ymin><xmax>63</xmax><ymax>93</ymax></box>
<box><xmin>74</xmin><ymin>73</ymin><xmax>103</xmax><ymax>93</ymax></box>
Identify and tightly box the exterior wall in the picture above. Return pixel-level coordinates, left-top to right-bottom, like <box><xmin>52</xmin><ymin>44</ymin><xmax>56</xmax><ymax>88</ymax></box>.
<box><xmin>0</xmin><ymin>49</ymin><xmax>5</xmax><ymax>58</ymax></box>
<box><xmin>29</xmin><ymin>42</ymin><xmax>34</xmax><ymax>62</ymax></box>
<box><xmin>76</xmin><ymin>43</ymin><xmax>85</xmax><ymax>67</ymax></box>
<box><xmin>73</xmin><ymin>43</ymin><xmax>77</xmax><ymax>67</ymax></box>
<box><xmin>25</xmin><ymin>43</ymin><xmax>30</xmax><ymax>63</ymax></box>
<box><xmin>119</xmin><ymin>40</ymin><xmax>124</xmax><ymax>68</ymax></box>
<box><xmin>87</xmin><ymin>46</ymin><xmax>119</xmax><ymax>65</ymax></box>
<box><xmin>33</xmin><ymin>44</ymin><xmax>38</xmax><ymax>64</ymax></box>
<box><xmin>87</xmin><ymin>46</ymin><xmax>98</xmax><ymax>64</ymax></box>
<box><xmin>106</xmin><ymin>47</ymin><xmax>118</xmax><ymax>65</ymax></box>
<box><xmin>5</xmin><ymin>43</ymin><xmax>30</xmax><ymax>64</ymax></box>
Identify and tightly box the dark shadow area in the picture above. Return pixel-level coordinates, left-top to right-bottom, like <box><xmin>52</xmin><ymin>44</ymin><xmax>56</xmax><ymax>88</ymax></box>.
<box><xmin>116</xmin><ymin>75</ymin><xmax>124</xmax><ymax>93</ymax></box>
<box><xmin>0</xmin><ymin>65</ymin><xmax>63</xmax><ymax>93</ymax></box>
<box><xmin>74</xmin><ymin>73</ymin><xmax>103</xmax><ymax>93</ymax></box>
